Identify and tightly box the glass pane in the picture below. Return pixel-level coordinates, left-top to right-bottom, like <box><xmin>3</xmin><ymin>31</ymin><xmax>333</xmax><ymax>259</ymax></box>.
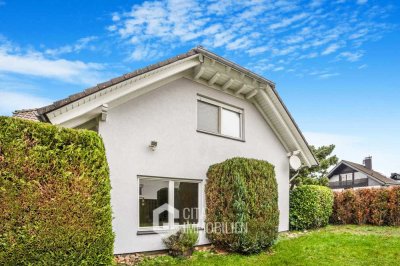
<box><xmin>139</xmin><ymin>179</ymin><xmax>169</xmax><ymax>227</ymax></box>
<box><xmin>197</xmin><ymin>101</ymin><xmax>219</xmax><ymax>133</ymax></box>
<box><xmin>174</xmin><ymin>182</ymin><xmax>199</xmax><ymax>225</ymax></box>
<box><xmin>221</xmin><ymin>108</ymin><xmax>241</xmax><ymax>138</ymax></box>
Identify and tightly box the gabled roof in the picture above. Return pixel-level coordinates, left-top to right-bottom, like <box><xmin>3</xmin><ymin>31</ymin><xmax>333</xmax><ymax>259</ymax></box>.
<box><xmin>13</xmin><ymin>46</ymin><xmax>318</xmax><ymax>167</ymax></box>
<box><xmin>328</xmin><ymin>160</ymin><xmax>398</xmax><ymax>185</ymax></box>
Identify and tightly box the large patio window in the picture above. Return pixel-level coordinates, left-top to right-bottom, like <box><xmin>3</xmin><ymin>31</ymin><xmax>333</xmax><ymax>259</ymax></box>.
<box><xmin>138</xmin><ymin>177</ymin><xmax>200</xmax><ymax>230</ymax></box>
<box><xmin>197</xmin><ymin>96</ymin><xmax>244</xmax><ymax>140</ymax></box>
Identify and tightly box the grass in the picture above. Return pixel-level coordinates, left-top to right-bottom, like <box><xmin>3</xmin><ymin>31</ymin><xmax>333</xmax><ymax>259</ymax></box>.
<box><xmin>139</xmin><ymin>225</ymin><xmax>400</xmax><ymax>266</ymax></box>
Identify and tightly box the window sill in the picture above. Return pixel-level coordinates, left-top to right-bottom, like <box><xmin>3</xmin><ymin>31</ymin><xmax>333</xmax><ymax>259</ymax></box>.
<box><xmin>196</xmin><ymin>129</ymin><xmax>245</xmax><ymax>142</ymax></box>
<box><xmin>137</xmin><ymin>227</ymin><xmax>204</xmax><ymax>235</ymax></box>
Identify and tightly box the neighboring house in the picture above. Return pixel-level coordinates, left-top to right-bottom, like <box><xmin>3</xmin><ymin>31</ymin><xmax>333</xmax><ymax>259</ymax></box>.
<box><xmin>327</xmin><ymin>156</ymin><xmax>398</xmax><ymax>190</ymax></box>
<box><xmin>390</xmin><ymin>173</ymin><xmax>400</xmax><ymax>181</ymax></box>
<box><xmin>13</xmin><ymin>47</ymin><xmax>317</xmax><ymax>254</ymax></box>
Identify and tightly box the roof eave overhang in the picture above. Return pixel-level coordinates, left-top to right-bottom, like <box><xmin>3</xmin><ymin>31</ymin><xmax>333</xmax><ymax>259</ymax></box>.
<box><xmin>45</xmin><ymin>54</ymin><xmax>202</xmax><ymax>128</ymax></box>
<box><xmin>42</xmin><ymin>48</ymin><xmax>317</xmax><ymax>167</ymax></box>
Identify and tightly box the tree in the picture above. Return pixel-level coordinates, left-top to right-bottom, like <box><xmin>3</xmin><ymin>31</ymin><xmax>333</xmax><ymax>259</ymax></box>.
<box><xmin>290</xmin><ymin>145</ymin><xmax>339</xmax><ymax>190</ymax></box>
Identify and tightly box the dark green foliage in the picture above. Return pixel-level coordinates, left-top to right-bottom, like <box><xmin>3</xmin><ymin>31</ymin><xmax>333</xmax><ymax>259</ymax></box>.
<box><xmin>163</xmin><ymin>227</ymin><xmax>199</xmax><ymax>258</ymax></box>
<box><xmin>0</xmin><ymin>117</ymin><xmax>114</xmax><ymax>265</ymax></box>
<box><xmin>290</xmin><ymin>145</ymin><xmax>338</xmax><ymax>190</ymax></box>
<box><xmin>205</xmin><ymin>157</ymin><xmax>279</xmax><ymax>254</ymax></box>
<box><xmin>290</xmin><ymin>185</ymin><xmax>334</xmax><ymax>230</ymax></box>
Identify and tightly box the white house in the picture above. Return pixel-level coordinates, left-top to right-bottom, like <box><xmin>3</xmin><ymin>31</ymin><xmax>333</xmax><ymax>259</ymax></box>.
<box><xmin>13</xmin><ymin>47</ymin><xmax>317</xmax><ymax>254</ymax></box>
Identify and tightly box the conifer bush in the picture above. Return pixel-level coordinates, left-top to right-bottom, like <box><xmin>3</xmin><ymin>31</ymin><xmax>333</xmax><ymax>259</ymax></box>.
<box><xmin>205</xmin><ymin>157</ymin><xmax>279</xmax><ymax>254</ymax></box>
<box><xmin>0</xmin><ymin>117</ymin><xmax>114</xmax><ymax>265</ymax></box>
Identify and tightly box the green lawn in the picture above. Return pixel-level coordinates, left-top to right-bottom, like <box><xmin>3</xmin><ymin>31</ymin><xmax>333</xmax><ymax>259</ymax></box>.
<box><xmin>140</xmin><ymin>225</ymin><xmax>400</xmax><ymax>266</ymax></box>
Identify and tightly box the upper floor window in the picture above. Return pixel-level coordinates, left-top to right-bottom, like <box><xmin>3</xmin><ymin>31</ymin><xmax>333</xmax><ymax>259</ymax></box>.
<box><xmin>197</xmin><ymin>96</ymin><xmax>243</xmax><ymax>140</ymax></box>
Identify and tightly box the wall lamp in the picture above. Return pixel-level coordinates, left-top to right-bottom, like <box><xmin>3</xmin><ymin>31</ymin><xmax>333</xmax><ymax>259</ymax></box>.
<box><xmin>149</xmin><ymin>141</ymin><xmax>158</xmax><ymax>151</ymax></box>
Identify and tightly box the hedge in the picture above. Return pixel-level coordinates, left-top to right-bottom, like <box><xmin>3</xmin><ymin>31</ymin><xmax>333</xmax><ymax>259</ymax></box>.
<box><xmin>331</xmin><ymin>187</ymin><xmax>400</xmax><ymax>226</ymax></box>
<box><xmin>0</xmin><ymin>117</ymin><xmax>114</xmax><ymax>265</ymax></box>
<box><xmin>290</xmin><ymin>185</ymin><xmax>334</xmax><ymax>231</ymax></box>
<box><xmin>205</xmin><ymin>157</ymin><xmax>279</xmax><ymax>254</ymax></box>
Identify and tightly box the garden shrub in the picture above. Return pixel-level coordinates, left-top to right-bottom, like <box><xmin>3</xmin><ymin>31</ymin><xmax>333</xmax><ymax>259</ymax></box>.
<box><xmin>205</xmin><ymin>157</ymin><xmax>279</xmax><ymax>254</ymax></box>
<box><xmin>163</xmin><ymin>227</ymin><xmax>199</xmax><ymax>258</ymax></box>
<box><xmin>0</xmin><ymin>117</ymin><xmax>114</xmax><ymax>265</ymax></box>
<box><xmin>331</xmin><ymin>186</ymin><xmax>400</xmax><ymax>226</ymax></box>
<box><xmin>290</xmin><ymin>185</ymin><xmax>334</xmax><ymax>230</ymax></box>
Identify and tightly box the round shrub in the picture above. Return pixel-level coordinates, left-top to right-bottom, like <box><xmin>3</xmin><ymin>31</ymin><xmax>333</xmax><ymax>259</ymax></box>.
<box><xmin>205</xmin><ymin>157</ymin><xmax>279</xmax><ymax>254</ymax></box>
<box><xmin>290</xmin><ymin>185</ymin><xmax>334</xmax><ymax>230</ymax></box>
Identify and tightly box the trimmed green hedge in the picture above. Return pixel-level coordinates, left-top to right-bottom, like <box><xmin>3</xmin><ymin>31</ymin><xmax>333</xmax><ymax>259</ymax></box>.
<box><xmin>290</xmin><ymin>185</ymin><xmax>334</xmax><ymax>230</ymax></box>
<box><xmin>205</xmin><ymin>157</ymin><xmax>279</xmax><ymax>254</ymax></box>
<box><xmin>0</xmin><ymin>117</ymin><xmax>114</xmax><ymax>265</ymax></box>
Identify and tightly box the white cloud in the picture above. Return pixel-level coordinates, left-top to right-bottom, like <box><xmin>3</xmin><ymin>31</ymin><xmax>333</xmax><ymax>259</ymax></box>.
<box><xmin>309</xmin><ymin>0</ymin><xmax>324</xmax><ymax>8</ymax></box>
<box><xmin>318</xmin><ymin>72</ymin><xmax>339</xmax><ymax>79</ymax></box>
<box><xmin>357</xmin><ymin>0</ymin><xmax>368</xmax><ymax>4</ymax></box>
<box><xmin>44</xmin><ymin>36</ymin><xmax>98</xmax><ymax>57</ymax></box>
<box><xmin>107</xmin><ymin>0</ymin><xmax>394</xmax><ymax>80</ymax></box>
<box><xmin>226</xmin><ymin>37</ymin><xmax>251</xmax><ymax>50</ymax></box>
<box><xmin>0</xmin><ymin>90</ymin><xmax>52</xmax><ymax>115</ymax></box>
<box><xmin>112</xmin><ymin>13</ymin><xmax>120</xmax><ymax>22</ymax></box>
<box><xmin>0</xmin><ymin>42</ymin><xmax>106</xmax><ymax>85</ymax></box>
<box><xmin>269</xmin><ymin>13</ymin><xmax>309</xmax><ymax>30</ymax></box>
<box><xmin>349</xmin><ymin>28</ymin><xmax>369</xmax><ymax>40</ymax></box>
<box><xmin>358</xmin><ymin>64</ymin><xmax>367</xmax><ymax>69</ymax></box>
<box><xmin>298</xmin><ymin>52</ymin><xmax>318</xmax><ymax>59</ymax></box>
<box><xmin>273</xmin><ymin>66</ymin><xmax>285</xmax><ymax>72</ymax></box>
<box><xmin>338</xmin><ymin>51</ymin><xmax>364</xmax><ymax>62</ymax></box>
<box><xmin>284</xmin><ymin>35</ymin><xmax>305</xmax><ymax>44</ymax></box>
<box><xmin>322</xmin><ymin>43</ymin><xmax>341</xmax><ymax>55</ymax></box>
<box><xmin>247</xmin><ymin>46</ymin><xmax>269</xmax><ymax>56</ymax></box>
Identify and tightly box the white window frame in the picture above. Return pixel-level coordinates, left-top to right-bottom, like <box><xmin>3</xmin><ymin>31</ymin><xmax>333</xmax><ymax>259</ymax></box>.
<box><xmin>197</xmin><ymin>95</ymin><xmax>244</xmax><ymax>141</ymax></box>
<box><xmin>137</xmin><ymin>176</ymin><xmax>203</xmax><ymax>232</ymax></box>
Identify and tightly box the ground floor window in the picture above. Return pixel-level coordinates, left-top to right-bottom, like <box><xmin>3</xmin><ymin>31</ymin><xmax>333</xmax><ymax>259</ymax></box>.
<box><xmin>138</xmin><ymin>177</ymin><xmax>200</xmax><ymax>230</ymax></box>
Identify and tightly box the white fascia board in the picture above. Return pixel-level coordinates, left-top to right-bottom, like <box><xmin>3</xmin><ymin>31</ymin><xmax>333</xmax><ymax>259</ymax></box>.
<box><xmin>327</xmin><ymin>161</ymin><xmax>342</xmax><ymax>178</ymax></box>
<box><xmin>252</xmin><ymin>100</ymin><xmax>290</xmax><ymax>152</ymax></box>
<box><xmin>259</xmin><ymin>88</ymin><xmax>315</xmax><ymax>167</ymax></box>
<box><xmin>266</xmin><ymin>87</ymin><xmax>317</xmax><ymax>166</ymax></box>
<box><xmin>47</xmin><ymin>55</ymin><xmax>201</xmax><ymax>126</ymax></box>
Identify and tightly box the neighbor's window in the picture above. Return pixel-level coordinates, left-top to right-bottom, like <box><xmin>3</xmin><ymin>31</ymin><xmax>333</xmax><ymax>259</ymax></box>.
<box><xmin>197</xmin><ymin>96</ymin><xmax>243</xmax><ymax>139</ymax></box>
<box><xmin>139</xmin><ymin>177</ymin><xmax>200</xmax><ymax>229</ymax></box>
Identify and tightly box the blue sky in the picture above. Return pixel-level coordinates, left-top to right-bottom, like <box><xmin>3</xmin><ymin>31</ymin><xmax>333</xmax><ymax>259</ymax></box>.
<box><xmin>0</xmin><ymin>0</ymin><xmax>399</xmax><ymax>175</ymax></box>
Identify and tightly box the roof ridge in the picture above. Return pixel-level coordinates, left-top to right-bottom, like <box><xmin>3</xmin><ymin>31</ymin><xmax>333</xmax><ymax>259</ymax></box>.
<box><xmin>13</xmin><ymin>108</ymin><xmax>39</xmax><ymax>114</ymax></box>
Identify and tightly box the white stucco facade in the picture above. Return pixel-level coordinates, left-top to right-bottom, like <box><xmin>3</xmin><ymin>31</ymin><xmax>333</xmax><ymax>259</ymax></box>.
<box><xmin>98</xmin><ymin>78</ymin><xmax>290</xmax><ymax>254</ymax></box>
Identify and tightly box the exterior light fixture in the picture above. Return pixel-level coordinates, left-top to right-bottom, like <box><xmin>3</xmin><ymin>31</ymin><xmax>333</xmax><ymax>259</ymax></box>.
<box><xmin>149</xmin><ymin>141</ymin><xmax>158</xmax><ymax>151</ymax></box>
